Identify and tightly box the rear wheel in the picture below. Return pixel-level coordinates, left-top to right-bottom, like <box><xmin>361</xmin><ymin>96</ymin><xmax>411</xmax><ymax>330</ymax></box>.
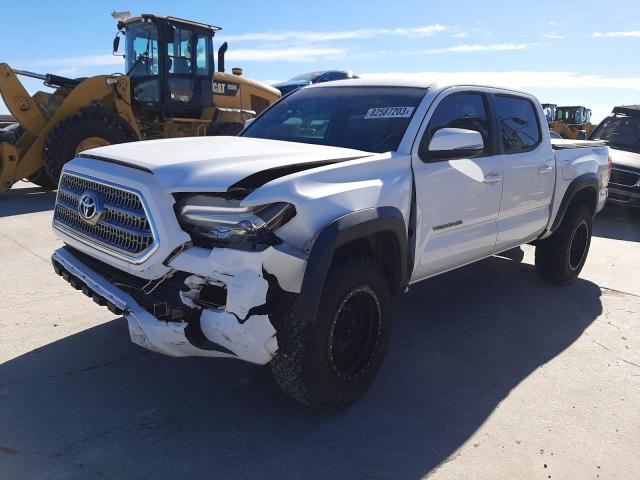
<box><xmin>535</xmin><ymin>205</ymin><xmax>592</xmax><ymax>285</ymax></box>
<box><xmin>43</xmin><ymin>110</ymin><xmax>138</xmax><ymax>184</ymax></box>
<box><xmin>270</xmin><ymin>258</ymin><xmax>392</xmax><ymax>409</ymax></box>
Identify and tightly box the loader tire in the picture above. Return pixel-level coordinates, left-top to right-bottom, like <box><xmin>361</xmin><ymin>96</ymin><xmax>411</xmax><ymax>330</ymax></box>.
<box><xmin>27</xmin><ymin>169</ymin><xmax>57</xmax><ymax>189</ymax></box>
<box><xmin>43</xmin><ymin>111</ymin><xmax>138</xmax><ymax>184</ymax></box>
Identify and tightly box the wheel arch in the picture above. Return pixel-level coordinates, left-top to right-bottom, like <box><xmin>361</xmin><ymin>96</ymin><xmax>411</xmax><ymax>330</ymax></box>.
<box><xmin>550</xmin><ymin>173</ymin><xmax>599</xmax><ymax>233</ymax></box>
<box><xmin>297</xmin><ymin>207</ymin><xmax>408</xmax><ymax>325</ymax></box>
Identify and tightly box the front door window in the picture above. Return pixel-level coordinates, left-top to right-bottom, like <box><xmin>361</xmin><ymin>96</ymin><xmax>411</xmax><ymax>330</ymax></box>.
<box><xmin>126</xmin><ymin>23</ymin><xmax>161</xmax><ymax>103</ymax></box>
<box><xmin>167</xmin><ymin>27</ymin><xmax>194</xmax><ymax>103</ymax></box>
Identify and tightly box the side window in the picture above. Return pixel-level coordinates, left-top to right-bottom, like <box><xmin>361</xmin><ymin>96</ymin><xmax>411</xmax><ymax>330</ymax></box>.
<box><xmin>195</xmin><ymin>35</ymin><xmax>210</xmax><ymax>76</ymax></box>
<box><xmin>494</xmin><ymin>95</ymin><xmax>541</xmax><ymax>154</ymax></box>
<box><xmin>419</xmin><ymin>93</ymin><xmax>491</xmax><ymax>160</ymax></box>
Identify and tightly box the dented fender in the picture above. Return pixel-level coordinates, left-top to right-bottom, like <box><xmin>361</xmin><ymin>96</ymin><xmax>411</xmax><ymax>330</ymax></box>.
<box><xmin>168</xmin><ymin>243</ymin><xmax>307</xmax><ymax>320</ymax></box>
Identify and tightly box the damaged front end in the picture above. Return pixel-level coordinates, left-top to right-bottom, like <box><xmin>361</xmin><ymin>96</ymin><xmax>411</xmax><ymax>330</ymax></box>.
<box><xmin>52</xmin><ymin>240</ymin><xmax>306</xmax><ymax>364</ymax></box>
<box><xmin>52</xmin><ymin>219</ymin><xmax>306</xmax><ymax>365</ymax></box>
<box><xmin>50</xmin><ymin>168</ymin><xmax>307</xmax><ymax>364</ymax></box>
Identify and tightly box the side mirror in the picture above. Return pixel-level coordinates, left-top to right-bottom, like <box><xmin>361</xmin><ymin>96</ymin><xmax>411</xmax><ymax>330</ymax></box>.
<box><xmin>243</xmin><ymin>118</ymin><xmax>256</xmax><ymax>129</ymax></box>
<box><xmin>112</xmin><ymin>35</ymin><xmax>120</xmax><ymax>55</ymax></box>
<box><xmin>424</xmin><ymin>128</ymin><xmax>484</xmax><ymax>160</ymax></box>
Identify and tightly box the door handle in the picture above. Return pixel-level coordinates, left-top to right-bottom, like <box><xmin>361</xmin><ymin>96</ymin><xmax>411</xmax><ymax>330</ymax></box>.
<box><xmin>538</xmin><ymin>165</ymin><xmax>553</xmax><ymax>174</ymax></box>
<box><xmin>483</xmin><ymin>174</ymin><xmax>502</xmax><ymax>184</ymax></box>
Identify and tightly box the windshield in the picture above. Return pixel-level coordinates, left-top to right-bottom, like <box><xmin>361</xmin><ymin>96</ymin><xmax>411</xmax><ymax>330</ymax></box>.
<box><xmin>241</xmin><ymin>86</ymin><xmax>427</xmax><ymax>153</ymax></box>
<box><xmin>125</xmin><ymin>23</ymin><xmax>160</xmax><ymax>77</ymax></box>
<box><xmin>590</xmin><ymin>114</ymin><xmax>640</xmax><ymax>152</ymax></box>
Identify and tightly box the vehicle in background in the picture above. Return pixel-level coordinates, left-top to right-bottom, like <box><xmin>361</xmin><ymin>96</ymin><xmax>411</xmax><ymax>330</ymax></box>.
<box><xmin>549</xmin><ymin>130</ymin><xmax>563</xmax><ymax>139</ymax></box>
<box><xmin>0</xmin><ymin>13</ymin><xmax>280</xmax><ymax>192</ymax></box>
<box><xmin>0</xmin><ymin>114</ymin><xmax>14</xmax><ymax>129</ymax></box>
<box><xmin>590</xmin><ymin>105</ymin><xmax>640</xmax><ymax>209</ymax></box>
<box><xmin>542</xmin><ymin>103</ymin><xmax>594</xmax><ymax>140</ymax></box>
<box><xmin>557</xmin><ymin>106</ymin><xmax>592</xmax><ymax>126</ymax></box>
<box><xmin>51</xmin><ymin>79</ymin><xmax>610</xmax><ymax>408</ymax></box>
<box><xmin>272</xmin><ymin>70</ymin><xmax>359</xmax><ymax>95</ymax></box>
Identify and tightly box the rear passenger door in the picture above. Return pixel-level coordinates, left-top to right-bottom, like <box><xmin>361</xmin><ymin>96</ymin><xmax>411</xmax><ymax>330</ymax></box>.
<box><xmin>492</xmin><ymin>94</ymin><xmax>555</xmax><ymax>250</ymax></box>
<box><xmin>410</xmin><ymin>90</ymin><xmax>503</xmax><ymax>281</ymax></box>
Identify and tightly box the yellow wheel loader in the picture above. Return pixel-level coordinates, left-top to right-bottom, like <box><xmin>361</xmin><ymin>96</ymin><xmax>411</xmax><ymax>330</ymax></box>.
<box><xmin>0</xmin><ymin>13</ymin><xmax>280</xmax><ymax>192</ymax></box>
<box><xmin>542</xmin><ymin>104</ymin><xmax>594</xmax><ymax>140</ymax></box>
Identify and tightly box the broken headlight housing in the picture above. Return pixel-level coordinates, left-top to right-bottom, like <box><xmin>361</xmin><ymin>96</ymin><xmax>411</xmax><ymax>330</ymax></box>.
<box><xmin>176</xmin><ymin>195</ymin><xmax>295</xmax><ymax>246</ymax></box>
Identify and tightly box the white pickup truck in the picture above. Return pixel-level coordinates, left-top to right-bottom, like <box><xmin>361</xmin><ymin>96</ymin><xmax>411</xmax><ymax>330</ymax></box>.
<box><xmin>51</xmin><ymin>79</ymin><xmax>610</xmax><ymax>408</ymax></box>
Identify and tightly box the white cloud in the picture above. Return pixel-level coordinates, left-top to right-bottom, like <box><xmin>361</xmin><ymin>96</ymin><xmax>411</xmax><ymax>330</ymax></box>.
<box><xmin>421</xmin><ymin>43</ymin><xmax>531</xmax><ymax>54</ymax></box>
<box><xmin>22</xmin><ymin>47</ymin><xmax>345</xmax><ymax>69</ymax></box>
<box><xmin>25</xmin><ymin>54</ymin><xmax>123</xmax><ymax>68</ymax></box>
<box><xmin>359</xmin><ymin>71</ymin><xmax>640</xmax><ymax>91</ymax></box>
<box><xmin>226</xmin><ymin>47</ymin><xmax>345</xmax><ymax>62</ymax></box>
<box><xmin>220</xmin><ymin>24</ymin><xmax>447</xmax><ymax>42</ymax></box>
<box><xmin>356</xmin><ymin>43</ymin><xmax>532</xmax><ymax>58</ymax></box>
<box><xmin>592</xmin><ymin>30</ymin><xmax>640</xmax><ymax>38</ymax></box>
<box><xmin>451</xmin><ymin>32</ymin><xmax>468</xmax><ymax>38</ymax></box>
<box><xmin>542</xmin><ymin>32</ymin><xmax>564</xmax><ymax>39</ymax></box>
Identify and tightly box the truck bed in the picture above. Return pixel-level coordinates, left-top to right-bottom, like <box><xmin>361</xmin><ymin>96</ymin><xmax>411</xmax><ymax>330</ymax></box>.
<box><xmin>551</xmin><ymin>138</ymin><xmax>606</xmax><ymax>150</ymax></box>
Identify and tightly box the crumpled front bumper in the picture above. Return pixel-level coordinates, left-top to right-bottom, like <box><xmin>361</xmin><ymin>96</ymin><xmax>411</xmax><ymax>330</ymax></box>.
<box><xmin>51</xmin><ymin>247</ymin><xmax>279</xmax><ymax>364</ymax></box>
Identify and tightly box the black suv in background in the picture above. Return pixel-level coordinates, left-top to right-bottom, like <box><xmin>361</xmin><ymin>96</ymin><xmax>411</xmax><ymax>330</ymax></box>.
<box><xmin>590</xmin><ymin>106</ymin><xmax>640</xmax><ymax>209</ymax></box>
<box><xmin>272</xmin><ymin>70</ymin><xmax>359</xmax><ymax>95</ymax></box>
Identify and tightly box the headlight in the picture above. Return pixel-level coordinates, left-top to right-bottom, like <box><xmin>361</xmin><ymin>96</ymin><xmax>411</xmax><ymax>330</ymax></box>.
<box><xmin>176</xmin><ymin>195</ymin><xmax>295</xmax><ymax>245</ymax></box>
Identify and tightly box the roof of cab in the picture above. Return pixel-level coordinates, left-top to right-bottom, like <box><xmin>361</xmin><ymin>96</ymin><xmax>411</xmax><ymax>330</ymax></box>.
<box><xmin>120</xmin><ymin>13</ymin><xmax>220</xmax><ymax>32</ymax></box>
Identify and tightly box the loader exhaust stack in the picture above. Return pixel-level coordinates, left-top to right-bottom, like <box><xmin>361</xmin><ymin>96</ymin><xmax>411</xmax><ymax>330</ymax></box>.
<box><xmin>218</xmin><ymin>42</ymin><xmax>228</xmax><ymax>73</ymax></box>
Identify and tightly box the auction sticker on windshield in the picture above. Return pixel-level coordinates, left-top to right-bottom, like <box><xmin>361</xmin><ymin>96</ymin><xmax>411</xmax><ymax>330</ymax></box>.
<box><xmin>364</xmin><ymin>106</ymin><xmax>414</xmax><ymax>119</ymax></box>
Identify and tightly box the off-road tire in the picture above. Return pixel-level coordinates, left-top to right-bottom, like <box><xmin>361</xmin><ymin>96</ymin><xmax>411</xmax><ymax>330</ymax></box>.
<box><xmin>535</xmin><ymin>204</ymin><xmax>592</xmax><ymax>285</ymax></box>
<box><xmin>270</xmin><ymin>258</ymin><xmax>392</xmax><ymax>409</ymax></box>
<box><xmin>43</xmin><ymin>110</ymin><xmax>138</xmax><ymax>185</ymax></box>
<box><xmin>209</xmin><ymin>122</ymin><xmax>244</xmax><ymax>136</ymax></box>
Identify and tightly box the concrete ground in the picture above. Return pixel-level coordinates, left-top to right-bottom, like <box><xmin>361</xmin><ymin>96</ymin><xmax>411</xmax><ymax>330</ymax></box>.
<box><xmin>1</xmin><ymin>181</ymin><xmax>639</xmax><ymax>480</ymax></box>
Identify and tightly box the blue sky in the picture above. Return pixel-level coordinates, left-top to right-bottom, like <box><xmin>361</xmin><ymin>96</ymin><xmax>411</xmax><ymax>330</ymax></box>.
<box><xmin>2</xmin><ymin>0</ymin><xmax>639</xmax><ymax>122</ymax></box>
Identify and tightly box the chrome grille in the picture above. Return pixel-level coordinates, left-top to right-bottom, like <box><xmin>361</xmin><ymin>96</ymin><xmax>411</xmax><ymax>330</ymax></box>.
<box><xmin>610</xmin><ymin>168</ymin><xmax>640</xmax><ymax>187</ymax></box>
<box><xmin>53</xmin><ymin>173</ymin><xmax>158</xmax><ymax>262</ymax></box>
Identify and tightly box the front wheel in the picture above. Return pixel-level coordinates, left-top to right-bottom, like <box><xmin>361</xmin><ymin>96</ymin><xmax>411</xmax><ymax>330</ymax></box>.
<box><xmin>270</xmin><ymin>259</ymin><xmax>392</xmax><ymax>409</ymax></box>
<box><xmin>535</xmin><ymin>205</ymin><xmax>593</xmax><ymax>285</ymax></box>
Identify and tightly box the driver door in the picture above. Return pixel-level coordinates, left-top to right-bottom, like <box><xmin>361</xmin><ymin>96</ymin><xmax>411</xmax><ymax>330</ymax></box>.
<box><xmin>410</xmin><ymin>90</ymin><xmax>503</xmax><ymax>281</ymax></box>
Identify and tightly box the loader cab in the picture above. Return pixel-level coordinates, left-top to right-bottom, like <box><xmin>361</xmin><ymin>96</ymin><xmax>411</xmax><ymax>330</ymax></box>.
<box><xmin>556</xmin><ymin>106</ymin><xmax>592</xmax><ymax>126</ymax></box>
<box><xmin>118</xmin><ymin>14</ymin><xmax>217</xmax><ymax>117</ymax></box>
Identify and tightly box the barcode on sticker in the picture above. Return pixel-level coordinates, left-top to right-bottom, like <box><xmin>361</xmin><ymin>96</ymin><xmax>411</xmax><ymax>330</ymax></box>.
<box><xmin>364</xmin><ymin>106</ymin><xmax>414</xmax><ymax>119</ymax></box>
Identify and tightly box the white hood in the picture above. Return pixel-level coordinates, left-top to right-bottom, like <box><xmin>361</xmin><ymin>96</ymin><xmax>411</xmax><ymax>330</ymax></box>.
<box><xmin>82</xmin><ymin>136</ymin><xmax>371</xmax><ymax>192</ymax></box>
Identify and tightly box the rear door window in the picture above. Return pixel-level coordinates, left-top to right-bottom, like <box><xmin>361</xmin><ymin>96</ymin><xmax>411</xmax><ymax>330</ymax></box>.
<box><xmin>495</xmin><ymin>95</ymin><xmax>541</xmax><ymax>154</ymax></box>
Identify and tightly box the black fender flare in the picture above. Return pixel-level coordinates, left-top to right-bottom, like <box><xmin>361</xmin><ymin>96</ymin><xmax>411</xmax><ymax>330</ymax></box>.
<box><xmin>297</xmin><ymin>207</ymin><xmax>408</xmax><ymax>324</ymax></box>
<box><xmin>550</xmin><ymin>172</ymin><xmax>599</xmax><ymax>232</ymax></box>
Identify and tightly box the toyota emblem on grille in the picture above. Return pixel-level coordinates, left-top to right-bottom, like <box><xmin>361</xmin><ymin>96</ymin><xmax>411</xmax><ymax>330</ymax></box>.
<box><xmin>78</xmin><ymin>191</ymin><xmax>103</xmax><ymax>225</ymax></box>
